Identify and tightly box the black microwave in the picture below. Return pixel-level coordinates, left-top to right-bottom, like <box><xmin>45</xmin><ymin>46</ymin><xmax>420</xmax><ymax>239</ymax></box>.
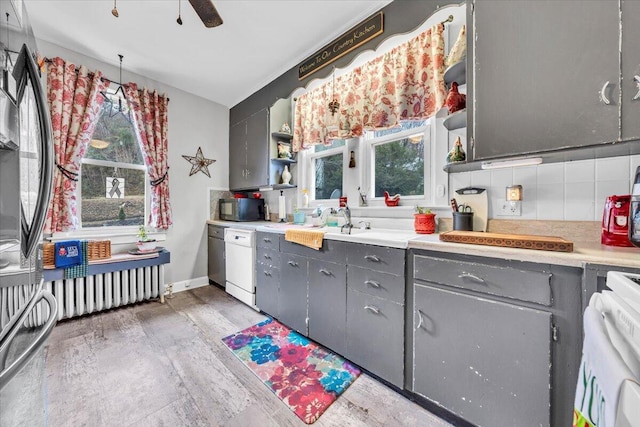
<box><xmin>219</xmin><ymin>198</ymin><xmax>264</xmax><ymax>221</ymax></box>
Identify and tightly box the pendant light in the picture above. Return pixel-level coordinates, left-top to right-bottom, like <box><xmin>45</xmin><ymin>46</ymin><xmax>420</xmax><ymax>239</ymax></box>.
<box><xmin>176</xmin><ymin>0</ymin><xmax>183</xmax><ymax>25</ymax></box>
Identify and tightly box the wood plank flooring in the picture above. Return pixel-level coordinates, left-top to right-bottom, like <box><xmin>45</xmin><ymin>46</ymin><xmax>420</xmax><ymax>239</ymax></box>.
<box><xmin>44</xmin><ymin>285</ymin><xmax>453</xmax><ymax>427</ymax></box>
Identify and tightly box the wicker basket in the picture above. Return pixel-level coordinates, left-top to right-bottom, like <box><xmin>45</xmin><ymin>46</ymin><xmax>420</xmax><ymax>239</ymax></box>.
<box><xmin>43</xmin><ymin>240</ymin><xmax>111</xmax><ymax>268</ymax></box>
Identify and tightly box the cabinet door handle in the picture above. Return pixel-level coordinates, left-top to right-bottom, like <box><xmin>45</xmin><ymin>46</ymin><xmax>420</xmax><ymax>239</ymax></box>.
<box><xmin>600</xmin><ymin>81</ymin><xmax>611</xmax><ymax>105</ymax></box>
<box><xmin>364</xmin><ymin>279</ymin><xmax>380</xmax><ymax>288</ymax></box>
<box><xmin>241</xmin><ymin>169</ymin><xmax>246</xmax><ymax>178</ymax></box>
<box><xmin>246</xmin><ymin>169</ymin><xmax>251</xmax><ymax>177</ymax></box>
<box><xmin>364</xmin><ymin>305</ymin><xmax>380</xmax><ymax>314</ymax></box>
<box><xmin>263</xmin><ymin>237</ymin><xmax>271</xmax><ymax>243</ymax></box>
<box><xmin>288</xmin><ymin>260</ymin><xmax>298</xmax><ymax>267</ymax></box>
<box><xmin>263</xmin><ymin>254</ymin><xmax>271</xmax><ymax>260</ymax></box>
<box><xmin>319</xmin><ymin>268</ymin><xmax>332</xmax><ymax>276</ymax></box>
<box><xmin>416</xmin><ymin>309</ymin><xmax>424</xmax><ymax>330</ymax></box>
<box><xmin>364</xmin><ymin>255</ymin><xmax>381</xmax><ymax>262</ymax></box>
<box><xmin>263</xmin><ymin>271</ymin><xmax>272</xmax><ymax>276</ymax></box>
<box><xmin>458</xmin><ymin>272</ymin><xmax>486</xmax><ymax>284</ymax></box>
<box><xmin>633</xmin><ymin>75</ymin><xmax>640</xmax><ymax>101</ymax></box>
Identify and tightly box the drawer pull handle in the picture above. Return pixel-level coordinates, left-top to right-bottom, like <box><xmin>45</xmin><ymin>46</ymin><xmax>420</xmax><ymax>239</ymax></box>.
<box><xmin>263</xmin><ymin>238</ymin><xmax>271</xmax><ymax>243</ymax></box>
<box><xmin>416</xmin><ymin>309</ymin><xmax>424</xmax><ymax>329</ymax></box>
<box><xmin>458</xmin><ymin>272</ymin><xmax>485</xmax><ymax>284</ymax></box>
<box><xmin>319</xmin><ymin>268</ymin><xmax>332</xmax><ymax>276</ymax></box>
<box><xmin>264</xmin><ymin>271</ymin><xmax>272</xmax><ymax>276</ymax></box>
<box><xmin>600</xmin><ymin>80</ymin><xmax>611</xmax><ymax>105</ymax></box>
<box><xmin>364</xmin><ymin>305</ymin><xmax>380</xmax><ymax>314</ymax></box>
<box><xmin>288</xmin><ymin>260</ymin><xmax>298</xmax><ymax>267</ymax></box>
<box><xmin>364</xmin><ymin>255</ymin><xmax>381</xmax><ymax>262</ymax></box>
<box><xmin>364</xmin><ymin>280</ymin><xmax>380</xmax><ymax>288</ymax></box>
<box><xmin>263</xmin><ymin>254</ymin><xmax>271</xmax><ymax>259</ymax></box>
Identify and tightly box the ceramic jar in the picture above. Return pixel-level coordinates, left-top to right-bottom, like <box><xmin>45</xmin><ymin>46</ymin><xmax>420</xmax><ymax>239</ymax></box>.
<box><xmin>414</xmin><ymin>213</ymin><xmax>436</xmax><ymax>234</ymax></box>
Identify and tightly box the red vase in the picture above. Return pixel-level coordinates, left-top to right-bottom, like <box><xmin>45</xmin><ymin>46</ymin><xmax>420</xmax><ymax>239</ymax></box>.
<box><xmin>414</xmin><ymin>213</ymin><xmax>436</xmax><ymax>234</ymax></box>
<box><xmin>445</xmin><ymin>82</ymin><xmax>466</xmax><ymax>113</ymax></box>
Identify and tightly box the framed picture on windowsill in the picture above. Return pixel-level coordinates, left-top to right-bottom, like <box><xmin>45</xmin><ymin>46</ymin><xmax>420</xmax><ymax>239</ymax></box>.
<box><xmin>277</xmin><ymin>141</ymin><xmax>292</xmax><ymax>159</ymax></box>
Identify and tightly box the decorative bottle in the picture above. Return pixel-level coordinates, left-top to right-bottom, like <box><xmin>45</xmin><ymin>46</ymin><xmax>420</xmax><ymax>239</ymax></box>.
<box><xmin>281</xmin><ymin>165</ymin><xmax>292</xmax><ymax>185</ymax></box>
<box><xmin>302</xmin><ymin>189</ymin><xmax>309</xmax><ymax>208</ymax></box>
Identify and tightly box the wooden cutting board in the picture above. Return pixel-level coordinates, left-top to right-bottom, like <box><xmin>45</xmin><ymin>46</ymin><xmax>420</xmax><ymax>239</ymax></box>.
<box><xmin>439</xmin><ymin>230</ymin><xmax>574</xmax><ymax>252</ymax></box>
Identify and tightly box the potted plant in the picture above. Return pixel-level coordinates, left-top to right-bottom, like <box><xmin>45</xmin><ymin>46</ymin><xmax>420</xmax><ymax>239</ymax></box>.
<box><xmin>414</xmin><ymin>206</ymin><xmax>436</xmax><ymax>234</ymax></box>
<box><xmin>137</xmin><ymin>225</ymin><xmax>156</xmax><ymax>252</ymax></box>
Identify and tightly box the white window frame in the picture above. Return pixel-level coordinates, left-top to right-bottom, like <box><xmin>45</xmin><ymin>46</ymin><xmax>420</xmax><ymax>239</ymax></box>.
<box><xmin>361</xmin><ymin>120</ymin><xmax>432</xmax><ymax>207</ymax></box>
<box><xmin>302</xmin><ymin>142</ymin><xmax>347</xmax><ymax>206</ymax></box>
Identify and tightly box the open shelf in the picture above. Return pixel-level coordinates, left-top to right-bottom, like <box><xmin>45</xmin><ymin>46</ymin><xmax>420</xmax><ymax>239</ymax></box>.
<box><xmin>443</xmin><ymin>108</ymin><xmax>467</xmax><ymax>132</ymax></box>
<box><xmin>271</xmin><ymin>158</ymin><xmax>297</xmax><ymax>164</ymax></box>
<box><xmin>272</xmin><ymin>184</ymin><xmax>297</xmax><ymax>190</ymax></box>
<box><xmin>272</xmin><ymin>132</ymin><xmax>293</xmax><ymax>140</ymax></box>
<box><xmin>444</xmin><ymin>60</ymin><xmax>466</xmax><ymax>86</ymax></box>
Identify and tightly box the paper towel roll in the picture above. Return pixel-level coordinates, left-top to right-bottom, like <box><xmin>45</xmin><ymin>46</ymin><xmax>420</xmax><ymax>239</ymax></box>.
<box><xmin>278</xmin><ymin>191</ymin><xmax>286</xmax><ymax>221</ymax></box>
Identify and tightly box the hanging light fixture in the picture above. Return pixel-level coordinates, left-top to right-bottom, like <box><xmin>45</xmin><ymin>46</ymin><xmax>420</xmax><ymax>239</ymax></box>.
<box><xmin>328</xmin><ymin>67</ymin><xmax>340</xmax><ymax>117</ymax></box>
<box><xmin>100</xmin><ymin>54</ymin><xmax>131</xmax><ymax>121</ymax></box>
<box><xmin>111</xmin><ymin>0</ymin><xmax>119</xmax><ymax>17</ymax></box>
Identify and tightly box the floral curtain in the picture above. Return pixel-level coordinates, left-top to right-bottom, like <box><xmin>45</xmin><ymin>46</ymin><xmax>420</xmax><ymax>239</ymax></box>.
<box><xmin>43</xmin><ymin>57</ymin><xmax>109</xmax><ymax>233</ymax></box>
<box><xmin>293</xmin><ymin>24</ymin><xmax>446</xmax><ymax>152</ymax></box>
<box><xmin>124</xmin><ymin>83</ymin><xmax>172</xmax><ymax>229</ymax></box>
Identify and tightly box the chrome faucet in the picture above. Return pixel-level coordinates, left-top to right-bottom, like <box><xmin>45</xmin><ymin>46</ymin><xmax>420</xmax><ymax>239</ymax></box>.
<box><xmin>338</xmin><ymin>205</ymin><xmax>353</xmax><ymax>234</ymax></box>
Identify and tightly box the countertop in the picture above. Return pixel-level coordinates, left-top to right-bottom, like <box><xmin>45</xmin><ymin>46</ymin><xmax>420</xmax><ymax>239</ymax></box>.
<box><xmin>206</xmin><ymin>219</ymin><xmax>640</xmax><ymax>269</ymax></box>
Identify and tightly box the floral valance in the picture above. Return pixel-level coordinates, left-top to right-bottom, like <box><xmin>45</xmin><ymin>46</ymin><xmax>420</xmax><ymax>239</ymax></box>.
<box><xmin>293</xmin><ymin>24</ymin><xmax>446</xmax><ymax>152</ymax></box>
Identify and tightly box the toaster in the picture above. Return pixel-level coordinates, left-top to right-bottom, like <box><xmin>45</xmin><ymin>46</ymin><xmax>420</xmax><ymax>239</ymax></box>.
<box><xmin>602</xmin><ymin>194</ymin><xmax>633</xmax><ymax>247</ymax></box>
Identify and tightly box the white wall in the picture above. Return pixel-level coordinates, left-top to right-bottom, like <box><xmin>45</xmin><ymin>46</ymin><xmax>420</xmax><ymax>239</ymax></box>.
<box><xmin>450</xmin><ymin>155</ymin><xmax>640</xmax><ymax>221</ymax></box>
<box><xmin>37</xmin><ymin>40</ymin><xmax>229</xmax><ymax>285</ymax></box>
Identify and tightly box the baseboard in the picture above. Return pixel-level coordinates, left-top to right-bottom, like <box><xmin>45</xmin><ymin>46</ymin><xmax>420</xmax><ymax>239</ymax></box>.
<box><xmin>169</xmin><ymin>276</ymin><xmax>209</xmax><ymax>293</ymax></box>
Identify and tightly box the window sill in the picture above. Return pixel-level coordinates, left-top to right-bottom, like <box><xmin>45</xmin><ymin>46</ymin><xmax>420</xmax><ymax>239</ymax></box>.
<box><xmin>47</xmin><ymin>228</ymin><xmax>166</xmax><ymax>252</ymax></box>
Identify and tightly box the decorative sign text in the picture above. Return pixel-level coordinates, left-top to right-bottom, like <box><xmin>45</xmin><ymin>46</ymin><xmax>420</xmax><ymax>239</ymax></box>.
<box><xmin>298</xmin><ymin>12</ymin><xmax>384</xmax><ymax>80</ymax></box>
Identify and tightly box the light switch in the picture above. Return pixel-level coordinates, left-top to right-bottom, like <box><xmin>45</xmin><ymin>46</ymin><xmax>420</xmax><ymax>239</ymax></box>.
<box><xmin>436</xmin><ymin>184</ymin><xmax>445</xmax><ymax>198</ymax></box>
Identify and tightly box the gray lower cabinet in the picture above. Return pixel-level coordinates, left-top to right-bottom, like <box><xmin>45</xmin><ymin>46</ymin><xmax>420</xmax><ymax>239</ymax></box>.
<box><xmin>413</xmin><ymin>284</ymin><xmax>551</xmax><ymax>427</ymax></box>
<box><xmin>256</xmin><ymin>247</ymin><xmax>280</xmax><ymax>318</ymax></box>
<box><xmin>346</xmin><ymin>288</ymin><xmax>404</xmax><ymax>387</ymax></box>
<box><xmin>279</xmin><ymin>252</ymin><xmax>308</xmax><ymax>335</ymax></box>
<box><xmin>207</xmin><ymin>225</ymin><xmax>225</xmax><ymax>285</ymax></box>
<box><xmin>410</xmin><ymin>250</ymin><xmax>583</xmax><ymax>427</ymax></box>
<box><xmin>308</xmin><ymin>259</ymin><xmax>347</xmax><ymax>355</ymax></box>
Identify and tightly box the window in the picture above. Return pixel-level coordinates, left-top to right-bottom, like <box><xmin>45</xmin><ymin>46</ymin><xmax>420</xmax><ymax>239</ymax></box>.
<box><xmin>78</xmin><ymin>84</ymin><xmax>147</xmax><ymax>228</ymax></box>
<box><xmin>365</xmin><ymin>120</ymin><xmax>429</xmax><ymax>200</ymax></box>
<box><xmin>309</xmin><ymin>140</ymin><xmax>345</xmax><ymax>201</ymax></box>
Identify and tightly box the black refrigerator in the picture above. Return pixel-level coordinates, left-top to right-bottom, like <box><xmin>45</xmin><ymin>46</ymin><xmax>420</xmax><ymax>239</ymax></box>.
<box><xmin>0</xmin><ymin>0</ymin><xmax>58</xmax><ymax>425</ymax></box>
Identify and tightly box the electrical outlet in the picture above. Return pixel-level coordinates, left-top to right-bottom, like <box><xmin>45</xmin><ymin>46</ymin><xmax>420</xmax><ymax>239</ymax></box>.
<box><xmin>496</xmin><ymin>199</ymin><xmax>521</xmax><ymax>216</ymax></box>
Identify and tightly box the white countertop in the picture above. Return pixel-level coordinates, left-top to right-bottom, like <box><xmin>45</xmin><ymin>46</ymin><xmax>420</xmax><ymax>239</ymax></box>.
<box><xmin>207</xmin><ymin>219</ymin><xmax>640</xmax><ymax>269</ymax></box>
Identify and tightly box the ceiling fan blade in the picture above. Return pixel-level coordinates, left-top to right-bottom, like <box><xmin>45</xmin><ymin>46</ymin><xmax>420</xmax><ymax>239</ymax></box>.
<box><xmin>188</xmin><ymin>0</ymin><xmax>223</xmax><ymax>28</ymax></box>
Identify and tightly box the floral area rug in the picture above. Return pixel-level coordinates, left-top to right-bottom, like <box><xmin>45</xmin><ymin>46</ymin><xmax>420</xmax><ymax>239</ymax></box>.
<box><xmin>222</xmin><ymin>318</ymin><xmax>361</xmax><ymax>424</ymax></box>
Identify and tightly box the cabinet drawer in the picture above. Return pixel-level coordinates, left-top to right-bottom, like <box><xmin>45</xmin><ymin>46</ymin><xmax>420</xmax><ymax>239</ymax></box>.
<box><xmin>346</xmin><ymin>243</ymin><xmax>405</xmax><ymax>276</ymax></box>
<box><xmin>347</xmin><ymin>265</ymin><xmax>404</xmax><ymax>305</ymax></box>
<box><xmin>413</xmin><ymin>255</ymin><xmax>552</xmax><ymax>306</ymax></box>
<box><xmin>208</xmin><ymin>225</ymin><xmax>225</xmax><ymax>238</ymax></box>
<box><xmin>346</xmin><ymin>288</ymin><xmax>404</xmax><ymax>388</ymax></box>
<box><xmin>257</xmin><ymin>247</ymin><xmax>280</xmax><ymax>267</ymax></box>
<box><xmin>280</xmin><ymin>236</ymin><xmax>346</xmax><ymax>263</ymax></box>
<box><xmin>257</xmin><ymin>231</ymin><xmax>279</xmax><ymax>250</ymax></box>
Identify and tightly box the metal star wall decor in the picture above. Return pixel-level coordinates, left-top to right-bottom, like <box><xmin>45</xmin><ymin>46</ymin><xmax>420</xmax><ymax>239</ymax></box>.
<box><xmin>182</xmin><ymin>147</ymin><xmax>216</xmax><ymax>177</ymax></box>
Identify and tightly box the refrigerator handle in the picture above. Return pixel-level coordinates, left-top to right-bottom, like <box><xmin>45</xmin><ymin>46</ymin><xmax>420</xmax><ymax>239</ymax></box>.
<box><xmin>0</xmin><ymin>286</ymin><xmax>57</xmax><ymax>392</ymax></box>
<box><xmin>15</xmin><ymin>44</ymin><xmax>53</xmax><ymax>259</ymax></box>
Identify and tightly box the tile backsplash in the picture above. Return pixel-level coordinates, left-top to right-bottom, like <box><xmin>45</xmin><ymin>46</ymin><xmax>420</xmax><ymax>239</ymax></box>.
<box><xmin>449</xmin><ymin>154</ymin><xmax>640</xmax><ymax>221</ymax></box>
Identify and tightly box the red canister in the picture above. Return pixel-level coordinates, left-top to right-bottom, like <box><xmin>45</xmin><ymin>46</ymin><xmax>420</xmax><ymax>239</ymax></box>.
<box><xmin>339</xmin><ymin>196</ymin><xmax>348</xmax><ymax>207</ymax></box>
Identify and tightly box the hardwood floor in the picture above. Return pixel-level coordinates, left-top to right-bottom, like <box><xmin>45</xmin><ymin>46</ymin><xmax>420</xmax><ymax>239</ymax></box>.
<box><xmin>44</xmin><ymin>285</ymin><xmax>452</xmax><ymax>427</ymax></box>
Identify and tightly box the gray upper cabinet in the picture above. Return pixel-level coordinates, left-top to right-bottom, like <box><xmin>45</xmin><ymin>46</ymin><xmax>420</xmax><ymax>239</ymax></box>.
<box><xmin>229</xmin><ymin>108</ymin><xmax>269</xmax><ymax>190</ymax></box>
<box><xmin>472</xmin><ymin>1</ymin><xmax>619</xmax><ymax>160</ymax></box>
<box><xmin>621</xmin><ymin>0</ymin><xmax>640</xmax><ymax>142</ymax></box>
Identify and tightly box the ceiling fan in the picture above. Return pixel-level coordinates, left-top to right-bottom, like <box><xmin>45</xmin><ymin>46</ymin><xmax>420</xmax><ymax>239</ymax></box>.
<box><xmin>187</xmin><ymin>0</ymin><xmax>223</xmax><ymax>28</ymax></box>
<box><xmin>112</xmin><ymin>0</ymin><xmax>223</xmax><ymax>28</ymax></box>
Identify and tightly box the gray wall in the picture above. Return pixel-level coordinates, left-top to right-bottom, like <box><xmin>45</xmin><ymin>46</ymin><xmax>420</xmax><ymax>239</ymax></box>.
<box><xmin>37</xmin><ymin>40</ymin><xmax>230</xmax><ymax>287</ymax></box>
<box><xmin>230</xmin><ymin>0</ymin><xmax>453</xmax><ymax>124</ymax></box>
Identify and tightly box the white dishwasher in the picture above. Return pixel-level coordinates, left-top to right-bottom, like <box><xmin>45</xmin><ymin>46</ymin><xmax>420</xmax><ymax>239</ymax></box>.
<box><xmin>224</xmin><ymin>228</ymin><xmax>258</xmax><ymax>310</ymax></box>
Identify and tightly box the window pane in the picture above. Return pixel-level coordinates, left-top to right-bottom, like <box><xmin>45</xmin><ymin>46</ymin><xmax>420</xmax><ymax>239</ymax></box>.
<box><xmin>80</xmin><ymin>164</ymin><xmax>145</xmax><ymax>227</ymax></box>
<box><xmin>374</xmin><ymin>136</ymin><xmax>424</xmax><ymax>197</ymax></box>
<box><xmin>315</xmin><ymin>153</ymin><xmax>343</xmax><ymax>200</ymax></box>
<box><xmin>314</xmin><ymin>139</ymin><xmax>345</xmax><ymax>153</ymax></box>
<box><xmin>366</xmin><ymin>120</ymin><xmax>427</xmax><ymax>139</ymax></box>
<box><xmin>86</xmin><ymin>89</ymin><xmax>143</xmax><ymax>165</ymax></box>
